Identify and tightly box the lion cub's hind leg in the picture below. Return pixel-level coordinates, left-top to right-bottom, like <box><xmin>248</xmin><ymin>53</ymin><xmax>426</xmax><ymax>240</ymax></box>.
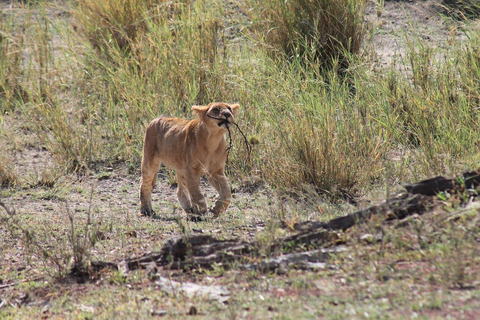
<box><xmin>139</xmin><ymin>154</ymin><xmax>161</xmax><ymax>216</ymax></box>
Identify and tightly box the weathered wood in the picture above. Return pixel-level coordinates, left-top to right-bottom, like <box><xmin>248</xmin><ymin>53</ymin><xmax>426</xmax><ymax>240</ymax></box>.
<box><xmin>291</xmin><ymin>193</ymin><xmax>432</xmax><ymax>233</ymax></box>
<box><xmin>404</xmin><ymin>169</ymin><xmax>480</xmax><ymax>196</ymax></box>
<box><xmin>242</xmin><ymin>246</ymin><xmax>347</xmax><ymax>272</ymax></box>
<box><xmin>112</xmin><ymin>235</ymin><xmax>252</xmax><ymax>271</ymax></box>
<box><xmin>404</xmin><ymin>176</ymin><xmax>454</xmax><ymax>196</ymax></box>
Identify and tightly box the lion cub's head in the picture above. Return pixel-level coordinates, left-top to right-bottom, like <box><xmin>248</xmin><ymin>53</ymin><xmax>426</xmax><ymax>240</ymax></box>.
<box><xmin>192</xmin><ymin>102</ymin><xmax>240</xmax><ymax>130</ymax></box>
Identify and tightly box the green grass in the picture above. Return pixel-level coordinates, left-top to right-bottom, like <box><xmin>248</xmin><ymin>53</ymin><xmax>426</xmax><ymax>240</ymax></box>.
<box><xmin>2</xmin><ymin>0</ymin><xmax>479</xmax><ymax>193</ymax></box>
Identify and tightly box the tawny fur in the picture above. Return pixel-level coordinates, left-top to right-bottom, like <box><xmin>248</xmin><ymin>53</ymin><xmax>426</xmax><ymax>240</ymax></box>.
<box><xmin>139</xmin><ymin>102</ymin><xmax>240</xmax><ymax>218</ymax></box>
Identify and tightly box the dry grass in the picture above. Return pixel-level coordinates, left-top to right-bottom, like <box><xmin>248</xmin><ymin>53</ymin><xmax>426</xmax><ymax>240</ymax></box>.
<box><xmin>0</xmin><ymin>154</ymin><xmax>17</xmax><ymax>187</ymax></box>
<box><xmin>246</xmin><ymin>0</ymin><xmax>368</xmax><ymax>70</ymax></box>
<box><xmin>442</xmin><ymin>0</ymin><xmax>480</xmax><ymax>19</ymax></box>
<box><xmin>75</xmin><ymin>0</ymin><xmax>170</xmax><ymax>51</ymax></box>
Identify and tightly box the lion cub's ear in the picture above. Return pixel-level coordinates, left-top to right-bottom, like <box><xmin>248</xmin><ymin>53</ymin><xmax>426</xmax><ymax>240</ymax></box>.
<box><xmin>230</xmin><ymin>104</ymin><xmax>240</xmax><ymax>117</ymax></box>
<box><xmin>192</xmin><ymin>105</ymin><xmax>209</xmax><ymax>119</ymax></box>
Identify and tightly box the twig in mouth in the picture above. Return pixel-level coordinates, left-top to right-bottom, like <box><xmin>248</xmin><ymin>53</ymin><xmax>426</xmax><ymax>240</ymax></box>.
<box><xmin>207</xmin><ymin>114</ymin><xmax>252</xmax><ymax>164</ymax></box>
<box><xmin>232</xmin><ymin>122</ymin><xmax>252</xmax><ymax>162</ymax></box>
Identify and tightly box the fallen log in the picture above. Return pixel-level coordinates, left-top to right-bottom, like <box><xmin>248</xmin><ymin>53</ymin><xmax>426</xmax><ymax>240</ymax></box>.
<box><xmin>404</xmin><ymin>169</ymin><xmax>480</xmax><ymax>196</ymax></box>
<box><xmin>241</xmin><ymin>246</ymin><xmax>347</xmax><ymax>272</ymax></box>
<box><xmin>117</xmin><ymin>235</ymin><xmax>252</xmax><ymax>271</ymax></box>
<box><xmin>292</xmin><ymin>169</ymin><xmax>480</xmax><ymax>233</ymax></box>
<box><xmin>291</xmin><ymin>193</ymin><xmax>433</xmax><ymax>233</ymax></box>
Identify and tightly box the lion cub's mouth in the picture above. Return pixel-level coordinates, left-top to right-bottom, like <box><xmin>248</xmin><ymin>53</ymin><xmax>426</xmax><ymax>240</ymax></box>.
<box><xmin>207</xmin><ymin>109</ymin><xmax>234</xmax><ymax>129</ymax></box>
<box><xmin>218</xmin><ymin>119</ymin><xmax>232</xmax><ymax>128</ymax></box>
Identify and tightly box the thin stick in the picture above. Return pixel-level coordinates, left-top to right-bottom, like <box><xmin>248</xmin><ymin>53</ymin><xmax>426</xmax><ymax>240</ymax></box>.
<box><xmin>206</xmin><ymin>114</ymin><xmax>252</xmax><ymax>164</ymax></box>
<box><xmin>232</xmin><ymin>122</ymin><xmax>252</xmax><ymax>162</ymax></box>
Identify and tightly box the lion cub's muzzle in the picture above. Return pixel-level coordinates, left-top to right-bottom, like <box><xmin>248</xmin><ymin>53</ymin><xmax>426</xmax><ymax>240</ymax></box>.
<box><xmin>208</xmin><ymin>110</ymin><xmax>235</xmax><ymax>129</ymax></box>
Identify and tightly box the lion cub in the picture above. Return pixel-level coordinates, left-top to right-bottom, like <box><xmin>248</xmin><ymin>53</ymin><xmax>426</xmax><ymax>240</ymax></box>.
<box><xmin>140</xmin><ymin>102</ymin><xmax>240</xmax><ymax>219</ymax></box>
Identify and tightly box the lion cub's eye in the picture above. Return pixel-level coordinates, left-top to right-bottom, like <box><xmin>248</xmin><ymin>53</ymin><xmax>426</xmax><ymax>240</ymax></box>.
<box><xmin>211</xmin><ymin>108</ymin><xmax>220</xmax><ymax>114</ymax></box>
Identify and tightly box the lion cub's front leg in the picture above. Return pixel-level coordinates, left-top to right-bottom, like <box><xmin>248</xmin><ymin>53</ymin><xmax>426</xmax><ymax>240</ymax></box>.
<box><xmin>177</xmin><ymin>171</ymin><xmax>208</xmax><ymax>219</ymax></box>
<box><xmin>208</xmin><ymin>169</ymin><xmax>232</xmax><ymax>217</ymax></box>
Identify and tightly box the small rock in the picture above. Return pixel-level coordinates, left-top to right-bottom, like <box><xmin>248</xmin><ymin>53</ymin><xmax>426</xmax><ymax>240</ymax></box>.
<box><xmin>79</xmin><ymin>304</ymin><xmax>95</xmax><ymax>313</ymax></box>
<box><xmin>360</xmin><ymin>233</ymin><xmax>383</xmax><ymax>243</ymax></box>
<box><xmin>273</xmin><ymin>288</ymin><xmax>286</xmax><ymax>298</ymax></box>
<box><xmin>188</xmin><ymin>306</ymin><xmax>198</xmax><ymax>316</ymax></box>
<box><xmin>360</xmin><ymin>233</ymin><xmax>374</xmax><ymax>244</ymax></box>
<box><xmin>151</xmin><ymin>309</ymin><xmax>167</xmax><ymax>317</ymax></box>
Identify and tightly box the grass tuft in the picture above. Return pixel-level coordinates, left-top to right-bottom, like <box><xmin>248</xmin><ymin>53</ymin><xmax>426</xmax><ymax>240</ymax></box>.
<box><xmin>75</xmin><ymin>0</ymin><xmax>164</xmax><ymax>51</ymax></box>
<box><xmin>0</xmin><ymin>154</ymin><xmax>17</xmax><ymax>187</ymax></box>
<box><xmin>246</xmin><ymin>0</ymin><xmax>368</xmax><ymax>70</ymax></box>
<box><xmin>442</xmin><ymin>0</ymin><xmax>480</xmax><ymax>19</ymax></box>
<box><xmin>0</xmin><ymin>6</ymin><xmax>28</xmax><ymax>110</ymax></box>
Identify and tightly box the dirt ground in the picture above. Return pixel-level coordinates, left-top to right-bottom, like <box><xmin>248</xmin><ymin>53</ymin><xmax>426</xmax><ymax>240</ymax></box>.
<box><xmin>365</xmin><ymin>0</ymin><xmax>475</xmax><ymax>67</ymax></box>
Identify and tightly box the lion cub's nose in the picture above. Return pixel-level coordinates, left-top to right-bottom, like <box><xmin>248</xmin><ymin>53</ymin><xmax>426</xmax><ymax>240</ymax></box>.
<box><xmin>221</xmin><ymin>110</ymin><xmax>232</xmax><ymax>118</ymax></box>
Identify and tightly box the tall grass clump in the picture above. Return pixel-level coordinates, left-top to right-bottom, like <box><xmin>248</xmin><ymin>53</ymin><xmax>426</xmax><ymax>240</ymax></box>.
<box><xmin>246</xmin><ymin>0</ymin><xmax>368</xmax><ymax>70</ymax></box>
<box><xmin>75</xmin><ymin>0</ymin><xmax>167</xmax><ymax>51</ymax></box>
<box><xmin>442</xmin><ymin>0</ymin><xmax>480</xmax><ymax>19</ymax></box>
<box><xmin>231</xmin><ymin>51</ymin><xmax>388</xmax><ymax>198</ymax></box>
<box><xmin>0</xmin><ymin>8</ymin><xmax>27</xmax><ymax>111</ymax></box>
<box><xmin>133</xmin><ymin>1</ymin><xmax>224</xmax><ymax>104</ymax></box>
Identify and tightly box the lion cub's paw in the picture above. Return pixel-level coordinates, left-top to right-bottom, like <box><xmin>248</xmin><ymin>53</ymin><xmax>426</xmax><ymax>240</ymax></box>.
<box><xmin>140</xmin><ymin>208</ymin><xmax>156</xmax><ymax>217</ymax></box>
<box><xmin>185</xmin><ymin>207</ymin><xmax>208</xmax><ymax>222</ymax></box>
<box><xmin>209</xmin><ymin>207</ymin><xmax>221</xmax><ymax>219</ymax></box>
<box><xmin>187</xmin><ymin>214</ymin><xmax>206</xmax><ymax>222</ymax></box>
